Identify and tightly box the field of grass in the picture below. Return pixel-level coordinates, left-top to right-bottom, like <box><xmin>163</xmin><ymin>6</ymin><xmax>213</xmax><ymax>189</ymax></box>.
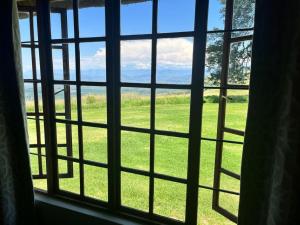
<box><xmin>27</xmin><ymin>89</ymin><xmax>248</xmax><ymax>225</ymax></box>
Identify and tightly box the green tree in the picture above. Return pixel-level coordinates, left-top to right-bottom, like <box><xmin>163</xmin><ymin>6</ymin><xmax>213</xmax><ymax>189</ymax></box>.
<box><xmin>206</xmin><ymin>0</ymin><xmax>255</xmax><ymax>85</ymax></box>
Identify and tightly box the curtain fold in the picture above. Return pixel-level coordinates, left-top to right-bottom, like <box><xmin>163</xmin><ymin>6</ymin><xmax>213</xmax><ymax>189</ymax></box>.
<box><xmin>0</xmin><ymin>0</ymin><xmax>36</xmax><ymax>225</ymax></box>
<box><xmin>238</xmin><ymin>0</ymin><xmax>300</xmax><ymax>225</ymax></box>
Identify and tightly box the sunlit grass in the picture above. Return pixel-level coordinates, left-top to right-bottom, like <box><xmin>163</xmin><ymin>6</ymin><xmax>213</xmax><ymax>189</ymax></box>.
<box><xmin>28</xmin><ymin>91</ymin><xmax>248</xmax><ymax>225</ymax></box>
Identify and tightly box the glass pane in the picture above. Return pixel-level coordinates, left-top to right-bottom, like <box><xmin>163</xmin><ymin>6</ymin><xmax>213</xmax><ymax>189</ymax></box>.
<box><xmin>82</xmin><ymin>126</ymin><xmax>107</xmax><ymax>163</ymax></box>
<box><xmin>221</xmin><ymin>142</ymin><xmax>243</xmax><ymax>175</ymax></box>
<box><xmin>121</xmin><ymin>40</ymin><xmax>152</xmax><ymax>83</ymax></box>
<box><xmin>156</xmin><ymin>38</ymin><xmax>193</xmax><ymax>84</ymax></box>
<box><xmin>80</xmin><ymin>42</ymin><xmax>106</xmax><ymax>82</ymax></box>
<box><xmin>58</xmin><ymin>160</ymin><xmax>80</xmax><ymax>194</ymax></box>
<box><xmin>24</xmin><ymin>83</ymin><xmax>34</xmax><ymax>112</ymax></box>
<box><xmin>205</xmin><ymin>33</ymin><xmax>224</xmax><ymax>87</ymax></box>
<box><xmin>232</xmin><ymin>0</ymin><xmax>255</xmax><ymax>29</ymax></box>
<box><xmin>219</xmin><ymin>192</ymin><xmax>240</xmax><ymax>216</ymax></box>
<box><xmin>121</xmin><ymin>88</ymin><xmax>150</xmax><ymax>128</ymax></box>
<box><xmin>84</xmin><ymin>165</ymin><xmax>108</xmax><ymax>201</ymax></box>
<box><xmin>22</xmin><ymin>48</ymin><xmax>32</xmax><ymax>79</ymax></box>
<box><xmin>155</xmin><ymin>89</ymin><xmax>190</xmax><ymax>133</ymax></box>
<box><xmin>207</xmin><ymin>0</ymin><xmax>225</xmax><ymax>31</ymax></box>
<box><xmin>199</xmin><ymin>140</ymin><xmax>216</xmax><ymax>187</ymax></box>
<box><xmin>228</xmin><ymin>41</ymin><xmax>252</xmax><ymax>85</ymax></box>
<box><xmin>121</xmin><ymin>172</ymin><xmax>149</xmax><ymax>211</ymax></box>
<box><xmin>79</xmin><ymin>0</ymin><xmax>105</xmax><ymax>37</ymax></box>
<box><xmin>57</xmin><ymin>124</ymin><xmax>79</xmax><ymax>159</ymax></box>
<box><xmin>158</xmin><ymin>0</ymin><xmax>195</xmax><ymax>33</ymax></box>
<box><xmin>81</xmin><ymin>86</ymin><xmax>107</xmax><ymax>124</ymax></box>
<box><xmin>121</xmin><ymin>131</ymin><xmax>150</xmax><ymax>171</ymax></box>
<box><xmin>50</xmin><ymin>3</ymin><xmax>74</xmax><ymax>38</ymax></box>
<box><xmin>35</xmin><ymin>49</ymin><xmax>41</xmax><ymax>79</ymax></box>
<box><xmin>201</xmin><ymin>94</ymin><xmax>219</xmax><ymax>138</ymax></box>
<box><xmin>27</xmin><ymin>119</ymin><xmax>37</xmax><ymax>144</ymax></box>
<box><xmin>154</xmin><ymin>179</ymin><xmax>186</xmax><ymax>221</ymax></box>
<box><xmin>198</xmin><ymin>189</ymin><xmax>236</xmax><ymax>225</ymax></box>
<box><xmin>30</xmin><ymin>154</ymin><xmax>40</xmax><ymax>175</ymax></box>
<box><xmin>19</xmin><ymin>15</ymin><xmax>30</xmax><ymax>41</ymax></box>
<box><xmin>220</xmin><ymin>173</ymin><xmax>240</xmax><ymax>193</ymax></box>
<box><xmin>121</xmin><ymin>0</ymin><xmax>152</xmax><ymax>35</ymax></box>
<box><xmin>225</xmin><ymin>90</ymin><xmax>249</xmax><ymax>131</ymax></box>
<box><xmin>50</xmin><ymin>12</ymin><xmax>62</xmax><ymax>39</ymax></box>
<box><xmin>155</xmin><ymin>135</ymin><xmax>188</xmax><ymax>178</ymax></box>
<box><xmin>52</xmin><ymin>44</ymin><xmax>76</xmax><ymax>81</ymax></box>
<box><xmin>54</xmin><ymin>84</ymin><xmax>78</xmax><ymax>121</ymax></box>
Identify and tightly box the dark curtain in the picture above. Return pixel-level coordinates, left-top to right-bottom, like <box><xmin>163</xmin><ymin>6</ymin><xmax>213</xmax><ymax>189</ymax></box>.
<box><xmin>0</xmin><ymin>0</ymin><xmax>36</xmax><ymax>225</ymax></box>
<box><xmin>238</xmin><ymin>0</ymin><xmax>300</xmax><ymax>225</ymax></box>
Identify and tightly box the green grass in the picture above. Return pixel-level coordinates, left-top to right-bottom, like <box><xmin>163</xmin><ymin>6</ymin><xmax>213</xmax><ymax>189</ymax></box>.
<box><xmin>27</xmin><ymin>90</ymin><xmax>248</xmax><ymax>225</ymax></box>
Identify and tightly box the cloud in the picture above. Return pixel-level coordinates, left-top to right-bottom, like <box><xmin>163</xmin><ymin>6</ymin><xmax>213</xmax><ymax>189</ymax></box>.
<box><xmin>82</xmin><ymin>37</ymin><xmax>193</xmax><ymax>70</ymax></box>
<box><xmin>22</xmin><ymin>38</ymin><xmax>194</xmax><ymax>73</ymax></box>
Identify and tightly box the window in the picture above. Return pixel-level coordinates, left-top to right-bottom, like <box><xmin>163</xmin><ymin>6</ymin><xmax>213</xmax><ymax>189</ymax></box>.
<box><xmin>19</xmin><ymin>0</ymin><xmax>255</xmax><ymax>224</ymax></box>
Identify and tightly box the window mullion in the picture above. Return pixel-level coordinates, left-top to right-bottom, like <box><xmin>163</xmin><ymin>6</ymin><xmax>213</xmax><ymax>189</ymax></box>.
<box><xmin>185</xmin><ymin>0</ymin><xmax>209</xmax><ymax>224</ymax></box>
<box><xmin>36</xmin><ymin>0</ymin><xmax>58</xmax><ymax>194</ymax></box>
<box><xmin>105</xmin><ymin>0</ymin><xmax>121</xmax><ymax>210</ymax></box>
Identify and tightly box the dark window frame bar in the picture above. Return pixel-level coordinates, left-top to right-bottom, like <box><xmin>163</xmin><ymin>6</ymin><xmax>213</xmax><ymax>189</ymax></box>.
<box><xmin>212</xmin><ymin>0</ymin><xmax>254</xmax><ymax>222</ymax></box>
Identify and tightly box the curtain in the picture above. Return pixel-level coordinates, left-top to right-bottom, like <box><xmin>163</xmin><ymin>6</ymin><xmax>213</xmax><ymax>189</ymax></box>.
<box><xmin>0</xmin><ymin>0</ymin><xmax>36</xmax><ymax>225</ymax></box>
<box><xmin>238</xmin><ymin>0</ymin><xmax>300</xmax><ymax>225</ymax></box>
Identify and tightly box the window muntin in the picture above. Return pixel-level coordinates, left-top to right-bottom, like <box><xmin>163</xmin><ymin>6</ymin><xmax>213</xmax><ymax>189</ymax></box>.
<box><xmin>19</xmin><ymin>0</ymin><xmax>255</xmax><ymax>224</ymax></box>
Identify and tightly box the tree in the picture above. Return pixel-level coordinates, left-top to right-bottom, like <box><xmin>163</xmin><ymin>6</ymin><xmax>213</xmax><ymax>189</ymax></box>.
<box><xmin>206</xmin><ymin>0</ymin><xmax>255</xmax><ymax>85</ymax></box>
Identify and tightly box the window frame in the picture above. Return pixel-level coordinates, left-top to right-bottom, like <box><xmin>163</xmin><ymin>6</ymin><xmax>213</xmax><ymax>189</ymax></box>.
<box><xmin>19</xmin><ymin>0</ymin><xmax>255</xmax><ymax>224</ymax></box>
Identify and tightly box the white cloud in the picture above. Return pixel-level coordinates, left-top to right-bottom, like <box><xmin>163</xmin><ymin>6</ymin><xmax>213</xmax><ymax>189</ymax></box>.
<box><xmin>21</xmin><ymin>38</ymin><xmax>193</xmax><ymax>73</ymax></box>
<box><xmin>81</xmin><ymin>38</ymin><xmax>193</xmax><ymax>70</ymax></box>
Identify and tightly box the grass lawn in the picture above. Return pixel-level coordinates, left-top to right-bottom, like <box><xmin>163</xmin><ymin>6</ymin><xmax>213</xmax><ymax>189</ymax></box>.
<box><xmin>27</xmin><ymin>89</ymin><xmax>248</xmax><ymax>225</ymax></box>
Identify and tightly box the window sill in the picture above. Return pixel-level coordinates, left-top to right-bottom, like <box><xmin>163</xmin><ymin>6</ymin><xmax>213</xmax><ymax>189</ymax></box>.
<box><xmin>35</xmin><ymin>193</ymin><xmax>144</xmax><ymax>225</ymax></box>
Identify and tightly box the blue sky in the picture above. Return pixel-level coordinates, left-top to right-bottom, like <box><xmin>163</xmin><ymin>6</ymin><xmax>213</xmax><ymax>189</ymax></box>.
<box><xmin>19</xmin><ymin>0</ymin><xmax>224</xmax><ymax>80</ymax></box>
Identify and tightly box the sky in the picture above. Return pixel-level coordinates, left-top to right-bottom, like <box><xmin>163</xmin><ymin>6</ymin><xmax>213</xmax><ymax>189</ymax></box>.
<box><xmin>19</xmin><ymin>0</ymin><xmax>224</xmax><ymax>80</ymax></box>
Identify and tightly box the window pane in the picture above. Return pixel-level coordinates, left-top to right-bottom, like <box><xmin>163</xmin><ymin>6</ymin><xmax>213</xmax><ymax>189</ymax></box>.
<box><xmin>156</xmin><ymin>38</ymin><xmax>193</xmax><ymax>84</ymax></box>
<box><xmin>225</xmin><ymin>90</ymin><xmax>249</xmax><ymax>131</ymax></box>
<box><xmin>121</xmin><ymin>88</ymin><xmax>150</xmax><ymax>128</ymax></box>
<box><xmin>50</xmin><ymin>12</ymin><xmax>62</xmax><ymax>39</ymax></box>
<box><xmin>155</xmin><ymin>135</ymin><xmax>188</xmax><ymax>178</ymax></box>
<box><xmin>82</xmin><ymin>126</ymin><xmax>107</xmax><ymax>163</ymax></box>
<box><xmin>207</xmin><ymin>0</ymin><xmax>225</xmax><ymax>31</ymax></box>
<box><xmin>84</xmin><ymin>165</ymin><xmax>108</xmax><ymax>201</ymax></box>
<box><xmin>199</xmin><ymin>140</ymin><xmax>216</xmax><ymax>187</ymax></box>
<box><xmin>24</xmin><ymin>83</ymin><xmax>34</xmax><ymax>112</ymax></box>
<box><xmin>121</xmin><ymin>131</ymin><xmax>150</xmax><ymax>171</ymax></box>
<box><xmin>79</xmin><ymin>1</ymin><xmax>105</xmax><ymax>37</ymax></box>
<box><xmin>158</xmin><ymin>0</ymin><xmax>195</xmax><ymax>33</ymax></box>
<box><xmin>81</xmin><ymin>86</ymin><xmax>107</xmax><ymax>124</ymax></box>
<box><xmin>205</xmin><ymin>33</ymin><xmax>224</xmax><ymax>87</ymax></box>
<box><xmin>154</xmin><ymin>179</ymin><xmax>186</xmax><ymax>221</ymax></box>
<box><xmin>52</xmin><ymin>44</ymin><xmax>76</xmax><ymax>81</ymax></box>
<box><xmin>198</xmin><ymin>189</ymin><xmax>236</xmax><ymax>225</ymax></box>
<box><xmin>201</xmin><ymin>96</ymin><xmax>219</xmax><ymax>139</ymax></box>
<box><xmin>80</xmin><ymin>42</ymin><xmax>106</xmax><ymax>82</ymax></box>
<box><xmin>22</xmin><ymin>48</ymin><xmax>33</xmax><ymax>79</ymax></box>
<box><xmin>50</xmin><ymin>3</ymin><xmax>74</xmax><ymax>38</ymax></box>
<box><xmin>219</xmin><ymin>192</ymin><xmax>240</xmax><ymax>217</ymax></box>
<box><xmin>121</xmin><ymin>40</ymin><xmax>152</xmax><ymax>83</ymax></box>
<box><xmin>155</xmin><ymin>89</ymin><xmax>190</xmax><ymax>133</ymax></box>
<box><xmin>121</xmin><ymin>0</ymin><xmax>152</xmax><ymax>35</ymax></box>
<box><xmin>228</xmin><ymin>41</ymin><xmax>252</xmax><ymax>85</ymax></box>
<box><xmin>54</xmin><ymin>84</ymin><xmax>77</xmax><ymax>121</ymax></box>
<box><xmin>232</xmin><ymin>0</ymin><xmax>255</xmax><ymax>29</ymax></box>
<box><xmin>57</xmin><ymin>124</ymin><xmax>79</xmax><ymax>159</ymax></box>
<box><xmin>121</xmin><ymin>172</ymin><xmax>149</xmax><ymax>211</ymax></box>
<box><xmin>19</xmin><ymin>15</ymin><xmax>30</xmax><ymax>41</ymax></box>
<box><xmin>221</xmin><ymin>142</ymin><xmax>243</xmax><ymax>175</ymax></box>
<box><xmin>58</xmin><ymin>160</ymin><xmax>80</xmax><ymax>194</ymax></box>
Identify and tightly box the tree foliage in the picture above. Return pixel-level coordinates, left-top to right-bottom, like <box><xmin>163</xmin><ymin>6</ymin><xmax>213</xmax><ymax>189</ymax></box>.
<box><xmin>206</xmin><ymin>0</ymin><xmax>255</xmax><ymax>85</ymax></box>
